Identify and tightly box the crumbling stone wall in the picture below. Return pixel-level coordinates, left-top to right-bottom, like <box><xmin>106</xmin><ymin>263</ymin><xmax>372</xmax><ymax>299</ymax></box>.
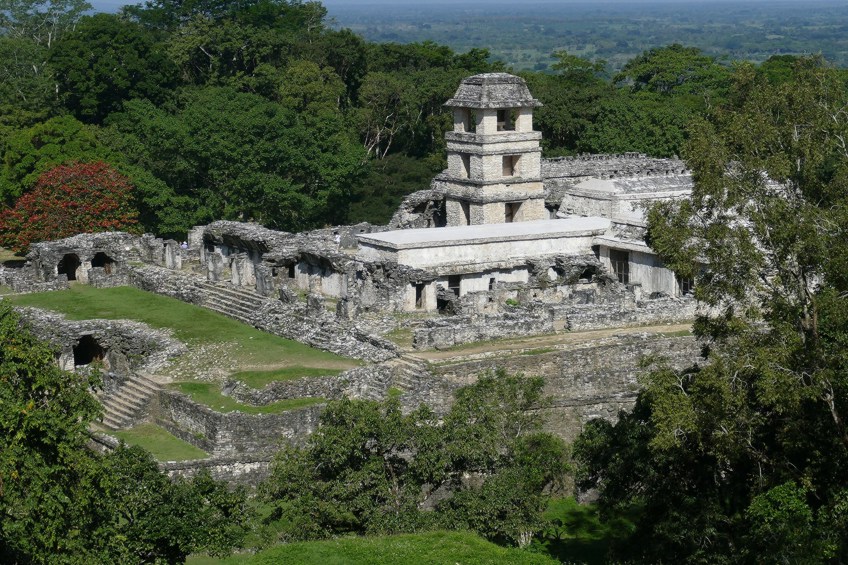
<box><xmin>430</xmin><ymin>332</ymin><xmax>701</xmax><ymax>442</ymax></box>
<box><xmin>152</xmin><ymin>390</ymin><xmax>322</xmax><ymax>456</ymax></box>
<box><xmin>16</xmin><ymin>307</ymin><xmax>186</xmax><ymax>374</ymax></box>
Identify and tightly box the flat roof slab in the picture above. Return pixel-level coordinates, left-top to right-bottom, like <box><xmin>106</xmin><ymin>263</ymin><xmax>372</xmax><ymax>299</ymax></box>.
<box><xmin>358</xmin><ymin>218</ymin><xmax>610</xmax><ymax>251</ymax></box>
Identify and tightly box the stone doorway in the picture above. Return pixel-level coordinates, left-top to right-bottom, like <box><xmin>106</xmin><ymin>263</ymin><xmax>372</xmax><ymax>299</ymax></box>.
<box><xmin>91</xmin><ymin>252</ymin><xmax>115</xmax><ymax>274</ymax></box>
<box><xmin>58</xmin><ymin>253</ymin><xmax>81</xmax><ymax>281</ymax></box>
<box><xmin>73</xmin><ymin>334</ymin><xmax>108</xmax><ymax>368</ymax></box>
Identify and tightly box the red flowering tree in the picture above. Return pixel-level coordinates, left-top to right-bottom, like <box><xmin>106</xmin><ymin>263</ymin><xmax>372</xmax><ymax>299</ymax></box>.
<box><xmin>0</xmin><ymin>162</ymin><xmax>139</xmax><ymax>252</ymax></box>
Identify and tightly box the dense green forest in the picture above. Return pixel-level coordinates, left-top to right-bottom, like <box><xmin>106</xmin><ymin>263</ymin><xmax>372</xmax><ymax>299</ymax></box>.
<box><xmin>3</xmin><ymin>0</ymin><xmax>848</xmax><ymax>563</ymax></box>
<box><xmin>327</xmin><ymin>0</ymin><xmax>848</xmax><ymax>72</ymax></box>
<box><xmin>4</xmin><ymin>0</ymin><xmax>841</xmax><ymax>245</ymax></box>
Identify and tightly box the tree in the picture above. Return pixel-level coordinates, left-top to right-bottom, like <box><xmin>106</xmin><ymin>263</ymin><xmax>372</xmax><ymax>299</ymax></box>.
<box><xmin>49</xmin><ymin>13</ymin><xmax>178</xmax><ymax>123</ymax></box>
<box><xmin>262</xmin><ymin>370</ymin><xmax>569</xmax><ymax>547</ymax></box>
<box><xmin>525</xmin><ymin>52</ymin><xmax>612</xmax><ymax>155</ymax></box>
<box><xmin>575</xmin><ymin>57</ymin><xmax>848</xmax><ymax>563</ymax></box>
<box><xmin>0</xmin><ymin>301</ymin><xmax>249</xmax><ymax>563</ymax></box>
<box><xmin>0</xmin><ymin>300</ymin><xmax>102</xmax><ymax>561</ymax></box>
<box><xmin>0</xmin><ymin>161</ymin><xmax>139</xmax><ymax>251</ymax></box>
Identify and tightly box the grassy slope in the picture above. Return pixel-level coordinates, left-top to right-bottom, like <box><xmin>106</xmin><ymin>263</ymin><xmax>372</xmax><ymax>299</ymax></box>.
<box><xmin>7</xmin><ymin>285</ymin><xmax>357</xmax><ymax>370</ymax></box>
<box><xmin>188</xmin><ymin>531</ymin><xmax>559</xmax><ymax>565</ymax></box>
<box><xmin>114</xmin><ymin>423</ymin><xmax>208</xmax><ymax>461</ymax></box>
<box><xmin>230</xmin><ymin>367</ymin><xmax>341</xmax><ymax>389</ymax></box>
<box><xmin>172</xmin><ymin>382</ymin><xmax>324</xmax><ymax>415</ymax></box>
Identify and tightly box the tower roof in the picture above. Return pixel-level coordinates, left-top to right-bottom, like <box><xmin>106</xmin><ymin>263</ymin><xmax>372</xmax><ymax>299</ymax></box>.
<box><xmin>444</xmin><ymin>73</ymin><xmax>542</xmax><ymax>109</ymax></box>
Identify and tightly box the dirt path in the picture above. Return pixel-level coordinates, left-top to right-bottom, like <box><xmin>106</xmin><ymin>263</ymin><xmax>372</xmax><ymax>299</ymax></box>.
<box><xmin>407</xmin><ymin>322</ymin><xmax>694</xmax><ymax>362</ymax></box>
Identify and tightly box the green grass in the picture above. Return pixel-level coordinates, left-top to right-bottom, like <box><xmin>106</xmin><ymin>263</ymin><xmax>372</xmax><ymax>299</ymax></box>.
<box><xmin>384</xmin><ymin>327</ymin><xmax>414</xmax><ymax>348</ymax></box>
<box><xmin>230</xmin><ymin>367</ymin><xmax>342</xmax><ymax>389</ymax></box>
<box><xmin>0</xmin><ymin>285</ymin><xmax>13</xmax><ymax>296</ymax></box>
<box><xmin>7</xmin><ymin>285</ymin><xmax>358</xmax><ymax>370</ymax></box>
<box><xmin>0</xmin><ymin>246</ymin><xmax>22</xmax><ymax>264</ymax></box>
<box><xmin>172</xmin><ymin>382</ymin><xmax>324</xmax><ymax>415</ymax></box>
<box><xmin>534</xmin><ymin>497</ymin><xmax>635</xmax><ymax>564</ymax></box>
<box><xmin>246</xmin><ymin>530</ymin><xmax>558</xmax><ymax>565</ymax></box>
<box><xmin>113</xmin><ymin>423</ymin><xmax>208</xmax><ymax>461</ymax></box>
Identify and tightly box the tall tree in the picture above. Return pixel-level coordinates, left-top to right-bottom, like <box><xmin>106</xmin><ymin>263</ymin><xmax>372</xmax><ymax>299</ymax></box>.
<box><xmin>0</xmin><ymin>161</ymin><xmax>139</xmax><ymax>251</ymax></box>
<box><xmin>263</xmin><ymin>370</ymin><xmax>568</xmax><ymax>547</ymax></box>
<box><xmin>50</xmin><ymin>13</ymin><xmax>178</xmax><ymax>123</ymax></box>
<box><xmin>575</xmin><ymin>57</ymin><xmax>848</xmax><ymax>563</ymax></box>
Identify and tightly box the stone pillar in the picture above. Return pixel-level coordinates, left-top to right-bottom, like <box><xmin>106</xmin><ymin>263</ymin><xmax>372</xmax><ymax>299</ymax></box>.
<box><xmin>163</xmin><ymin>240</ymin><xmax>182</xmax><ymax>270</ymax></box>
<box><xmin>207</xmin><ymin>253</ymin><xmax>224</xmax><ymax>282</ymax></box>
<box><xmin>254</xmin><ymin>264</ymin><xmax>275</xmax><ymax>297</ymax></box>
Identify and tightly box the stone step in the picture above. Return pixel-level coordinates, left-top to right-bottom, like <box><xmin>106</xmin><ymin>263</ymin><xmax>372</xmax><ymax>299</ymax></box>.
<box><xmin>204</xmin><ymin>298</ymin><xmax>257</xmax><ymax>318</ymax></box>
<box><xmin>95</xmin><ymin>375</ymin><xmax>161</xmax><ymax>431</ymax></box>
<box><xmin>204</xmin><ymin>294</ymin><xmax>265</xmax><ymax>313</ymax></box>
<box><xmin>199</xmin><ymin>283</ymin><xmax>268</xmax><ymax>307</ymax></box>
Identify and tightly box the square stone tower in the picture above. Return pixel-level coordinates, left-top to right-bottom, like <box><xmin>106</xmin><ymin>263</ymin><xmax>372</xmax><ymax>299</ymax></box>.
<box><xmin>440</xmin><ymin>73</ymin><xmax>547</xmax><ymax>226</ymax></box>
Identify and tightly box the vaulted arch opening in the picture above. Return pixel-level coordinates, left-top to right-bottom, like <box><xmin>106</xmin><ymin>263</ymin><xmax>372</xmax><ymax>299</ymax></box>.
<box><xmin>58</xmin><ymin>254</ymin><xmax>81</xmax><ymax>281</ymax></box>
<box><xmin>73</xmin><ymin>334</ymin><xmax>107</xmax><ymax>368</ymax></box>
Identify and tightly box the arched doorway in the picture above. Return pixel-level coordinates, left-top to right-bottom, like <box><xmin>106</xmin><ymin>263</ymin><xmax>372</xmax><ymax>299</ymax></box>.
<box><xmin>91</xmin><ymin>252</ymin><xmax>115</xmax><ymax>274</ymax></box>
<box><xmin>58</xmin><ymin>253</ymin><xmax>81</xmax><ymax>281</ymax></box>
<box><xmin>73</xmin><ymin>334</ymin><xmax>107</xmax><ymax>368</ymax></box>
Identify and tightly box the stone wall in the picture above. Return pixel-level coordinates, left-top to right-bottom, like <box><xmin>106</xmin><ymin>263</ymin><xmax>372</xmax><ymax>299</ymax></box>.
<box><xmin>161</xmin><ymin>456</ymin><xmax>273</xmax><ymax>486</ymax></box>
<box><xmin>542</xmin><ymin>154</ymin><xmax>688</xmax><ymax>180</ymax></box>
<box><xmin>16</xmin><ymin>307</ymin><xmax>186</xmax><ymax>374</ymax></box>
<box><xmin>152</xmin><ymin>390</ymin><xmax>323</xmax><ymax>456</ymax></box>
<box><xmin>429</xmin><ymin>332</ymin><xmax>701</xmax><ymax>442</ymax></box>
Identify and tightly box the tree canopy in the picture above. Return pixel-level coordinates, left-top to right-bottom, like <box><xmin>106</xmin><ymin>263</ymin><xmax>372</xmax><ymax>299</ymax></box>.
<box><xmin>262</xmin><ymin>370</ymin><xmax>569</xmax><ymax>548</ymax></box>
<box><xmin>575</xmin><ymin>57</ymin><xmax>848</xmax><ymax>564</ymax></box>
<box><xmin>0</xmin><ymin>301</ymin><xmax>249</xmax><ymax>563</ymax></box>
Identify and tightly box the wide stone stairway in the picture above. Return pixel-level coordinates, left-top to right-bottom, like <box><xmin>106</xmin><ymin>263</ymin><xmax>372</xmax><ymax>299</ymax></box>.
<box><xmin>96</xmin><ymin>373</ymin><xmax>161</xmax><ymax>430</ymax></box>
<box><xmin>198</xmin><ymin>281</ymin><xmax>270</xmax><ymax>326</ymax></box>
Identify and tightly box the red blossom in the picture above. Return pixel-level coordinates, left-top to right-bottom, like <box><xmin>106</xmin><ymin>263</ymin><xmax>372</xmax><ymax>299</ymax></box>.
<box><xmin>0</xmin><ymin>161</ymin><xmax>139</xmax><ymax>251</ymax></box>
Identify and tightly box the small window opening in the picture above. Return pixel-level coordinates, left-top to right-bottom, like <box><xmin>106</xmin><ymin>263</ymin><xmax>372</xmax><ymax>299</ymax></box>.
<box><xmin>58</xmin><ymin>253</ymin><xmax>81</xmax><ymax>281</ymax></box>
<box><xmin>91</xmin><ymin>252</ymin><xmax>115</xmax><ymax>274</ymax></box>
<box><xmin>448</xmin><ymin>275</ymin><xmax>461</xmax><ymax>297</ymax></box>
<box><xmin>205</xmin><ymin>243</ymin><xmax>215</xmax><ymax>253</ymax></box>
<box><xmin>460</xmin><ymin>200</ymin><xmax>471</xmax><ymax>226</ymax></box>
<box><xmin>497</xmin><ymin>108</ymin><xmax>516</xmax><ymax>131</ymax></box>
<box><xmin>73</xmin><ymin>334</ymin><xmax>106</xmax><ymax>367</ymax></box>
<box><xmin>678</xmin><ymin>274</ymin><xmax>695</xmax><ymax>295</ymax></box>
<box><xmin>288</xmin><ymin>264</ymin><xmax>296</xmax><ymax>278</ymax></box>
<box><xmin>460</xmin><ymin>153</ymin><xmax>471</xmax><ymax>179</ymax></box>
<box><xmin>458</xmin><ymin>109</ymin><xmax>476</xmax><ymax>133</ymax></box>
<box><xmin>502</xmin><ymin>155</ymin><xmax>519</xmax><ymax>177</ymax></box>
<box><xmin>415</xmin><ymin>283</ymin><xmax>425</xmax><ymax>309</ymax></box>
<box><xmin>609</xmin><ymin>250</ymin><xmax>630</xmax><ymax>284</ymax></box>
<box><xmin>488</xmin><ymin>277</ymin><xmax>496</xmax><ymax>291</ymax></box>
<box><xmin>505</xmin><ymin>202</ymin><xmax>521</xmax><ymax>223</ymax></box>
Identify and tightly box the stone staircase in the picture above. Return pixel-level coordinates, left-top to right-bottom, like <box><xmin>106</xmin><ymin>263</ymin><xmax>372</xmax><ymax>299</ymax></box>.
<box><xmin>96</xmin><ymin>373</ymin><xmax>161</xmax><ymax>430</ymax></box>
<box><xmin>388</xmin><ymin>353</ymin><xmax>430</xmax><ymax>393</ymax></box>
<box><xmin>198</xmin><ymin>282</ymin><xmax>269</xmax><ymax>325</ymax></box>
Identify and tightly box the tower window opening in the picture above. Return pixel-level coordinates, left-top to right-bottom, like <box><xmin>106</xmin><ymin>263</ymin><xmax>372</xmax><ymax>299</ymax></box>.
<box><xmin>503</xmin><ymin>155</ymin><xmax>520</xmax><ymax>177</ymax></box>
<box><xmin>497</xmin><ymin>108</ymin><xmax>516</xmax><ymax>131</ymax></box>
<box><xmin>460</xmin><ymin>153</ymin><xmax>471</xmax><ymax>178</ymax></box>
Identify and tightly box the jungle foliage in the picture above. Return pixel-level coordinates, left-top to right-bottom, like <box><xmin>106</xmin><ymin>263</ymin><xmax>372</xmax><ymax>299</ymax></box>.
<box><xmin>261</xmin><ymin>370</ymin><xmax>569</xmax><ymax>548</ymax></box>
<box><xmin>0</xmin><ymin>301</ymin><xmax>251</xmax><ymax>564</ymax></box>
<box><xmin>575</xmin><ymin>58</ymin><xmax>848</xmax><ymax>563</ymax></box>
<box><xmin>0</xmin><ymin>0</ymin><xmax>810</xmax><ymax>242</ymax></box>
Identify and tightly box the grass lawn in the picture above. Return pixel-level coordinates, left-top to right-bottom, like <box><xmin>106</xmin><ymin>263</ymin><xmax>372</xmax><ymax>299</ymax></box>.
<box><xmin>7</xmin><ymin>285</ymin><xmax>358</xmax><ymax>372</ymax></box>
<box><xmin>113</xmin><ymin>423</ymin><xmax>208</xmax><ymax>461</ymax></box>
<box><xmin>172</xmin><ymin>382</ymin><xmax>324</xmax><ymax>415</ymax></box>
<box><xmin>536</xmin><ymin>497</ymin><xmax>634</xmax><ymax>564</ymax></box>
<box><xmin>190</xmin><ymin>531</ymin><xmax>558</xmax><ymax>565</ymax></box>
<box><xmin>0</xmin><ymin>246</ymin><xmax>22</xmax><ymax>264</ymax></box>
<box><xmin>230</xmin><ymin>367</ymin><xmax>342</xmax><ymax>389</ymax></box>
